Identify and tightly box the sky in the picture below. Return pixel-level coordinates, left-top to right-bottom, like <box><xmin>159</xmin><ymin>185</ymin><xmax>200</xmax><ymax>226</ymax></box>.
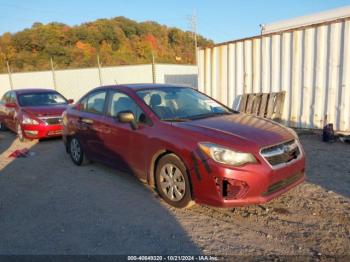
<box><xmin>0</xmin><ymin>0</ymin><xmax>349</xmax><ymax>43</ymax></box>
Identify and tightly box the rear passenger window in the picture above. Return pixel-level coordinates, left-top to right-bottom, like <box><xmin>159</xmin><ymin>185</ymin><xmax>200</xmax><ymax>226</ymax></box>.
<box><xmin>10</xmin><ymin>92</ymin><xmax>17</xmax><ymax>104</ymax></box>
<box><xmin>80</xmin><ymin>91</ymin><xmax>106</xmax><ymax>114</ymax></box>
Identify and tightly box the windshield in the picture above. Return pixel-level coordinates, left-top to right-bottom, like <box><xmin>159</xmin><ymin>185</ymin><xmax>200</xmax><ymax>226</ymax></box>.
<box><xmin>136</xmin><ymin>87</ymin><xmax>233</xmax><ymax>121</ymax></box>
<box><xmin>18</xmin><ymin>92</ymin><xmax>68</xmax><ymax>107</ymax></box>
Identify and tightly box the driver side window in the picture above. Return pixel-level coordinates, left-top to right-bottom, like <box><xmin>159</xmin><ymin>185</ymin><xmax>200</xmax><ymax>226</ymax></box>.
<box><xmin>108</xmin><ymin>92</ymin><xmax>149</xmax><ymax>124</ymax></box>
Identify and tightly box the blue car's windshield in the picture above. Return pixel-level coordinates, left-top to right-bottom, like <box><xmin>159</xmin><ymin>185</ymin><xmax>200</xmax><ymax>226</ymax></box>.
<box><xmin>136</xmin><ymin>87</ymin><xmax>233</xmax><ymax>121</ymax></box>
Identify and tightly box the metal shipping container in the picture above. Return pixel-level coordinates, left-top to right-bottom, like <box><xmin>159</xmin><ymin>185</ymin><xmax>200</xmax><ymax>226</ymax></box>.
<box><xmin>198</xmin><ymin>15</ymin><xmax>350</xmax><ymax>132</ymax></box>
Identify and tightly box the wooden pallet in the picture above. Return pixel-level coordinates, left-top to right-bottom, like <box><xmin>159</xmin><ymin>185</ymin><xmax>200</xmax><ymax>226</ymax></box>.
<box><xmin>239</xmin><ymin>91</ymin><xmax>286</xmax><ymax>121</ymax></box>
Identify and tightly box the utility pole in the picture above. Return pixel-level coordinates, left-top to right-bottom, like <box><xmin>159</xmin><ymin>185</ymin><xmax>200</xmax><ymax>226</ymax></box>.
<box><xmin>6</xmin><ymin>60</ymin><xmax>14</xmax><ymax>90</ymax></box>
<box><xmin>188</xmin><ymin>11</ymin><xmax>198</xmax><ymax>65</ymax></box>
<box><xmin>151</xmin><ymin>51</ymin><xmax>156</xmax><ymax>84</ymax></box>
<box><xmin>259</xmin><ymin>24</ymin><xmax>265</xmax><ymax>35</ymax></box>
<box><xmin>97</xmin><ymin>54</ymin><xmax>103</xmax><ymax>86</ymax></box>
<box><xmin>50</xmin><ymin>57</ymin><xmax>57</xmax><ymax>90</ymax></box>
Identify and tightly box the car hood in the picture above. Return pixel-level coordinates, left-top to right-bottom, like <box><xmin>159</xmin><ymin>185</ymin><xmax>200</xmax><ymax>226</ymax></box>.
<box><xmin>22</xmin><ymin>105</ymin><xmax>68</xmax><ymax>117</ymax></box>
<box><xmin>176</xmin><ymin>113</ymin><xmax>295</xmax><ymax>148</ymax></box>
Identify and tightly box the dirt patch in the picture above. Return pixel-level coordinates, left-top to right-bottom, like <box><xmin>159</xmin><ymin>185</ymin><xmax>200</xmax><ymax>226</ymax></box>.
<box><xmin>168</xmin><ymin>133</ymin><xmax>350</xmax><ymax>257</ymax></box>
<box><xmin>0</xmin><ymin>131</ymin><xmax>349</xmax><ymax>257</ymax></box>
<box><xmin>169</xmin><ymin>182</ymin><xmax>350</xmax><ymax>256</ymax></box>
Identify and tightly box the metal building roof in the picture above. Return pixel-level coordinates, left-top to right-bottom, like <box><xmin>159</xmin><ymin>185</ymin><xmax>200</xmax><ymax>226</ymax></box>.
<box><xmin>261</xmin><ymin>5</ymin><xmax>350</xmax><ymax>34</ymax></box>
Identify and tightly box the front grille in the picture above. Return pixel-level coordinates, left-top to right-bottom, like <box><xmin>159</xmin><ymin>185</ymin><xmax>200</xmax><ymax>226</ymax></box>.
<box><xmin>261</xmin><ymin>139</ymin><xmax>300</xmax><ymax>167</ymax></box>
<box><xmin>262</xmin><ymin>172</ymin><xmax>304</xmax><ymax>196</ymax></box>
<box><xmin>40</xmin><ymin>117</ymin><xmax>62</xmax><ymax>125</ymax></box>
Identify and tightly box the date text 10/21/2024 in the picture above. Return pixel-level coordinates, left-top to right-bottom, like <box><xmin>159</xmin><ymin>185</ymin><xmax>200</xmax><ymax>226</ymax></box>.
<box><xmin>127</xmin><ymin>256</ymin><xmax>220</xmax><ymax>261</ymax></box>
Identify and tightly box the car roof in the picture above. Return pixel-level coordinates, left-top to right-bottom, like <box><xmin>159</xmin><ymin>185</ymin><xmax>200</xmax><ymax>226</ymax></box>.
<box><xmin>12</xmin><ymin>89</ymin><xmax>57</xmax><ymax>95</ymax></box>
<box><xmin>98</xmin><ymin>83</ymin><xmax>190</xmax><ymax>91</ymax></box>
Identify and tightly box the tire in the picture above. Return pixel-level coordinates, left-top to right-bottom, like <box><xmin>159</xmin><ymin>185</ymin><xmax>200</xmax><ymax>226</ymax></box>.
<box><xmin>0</xmin><ymin>121</ymin><xmax>7</xmax><ymax>131</ymax></box>
<box><xmin>69</xmin><ymin>136</ymin><xmax>89</xmax><ymax>166</ymax></box>
<box><xmin>155</xmin><ymin>154</ymin><xmax>194</xmax><ymax>208</ymax></box>
<box><xmin>17</xmin><ymin>123</ymin><xmax>29</xmax><ymax>142</ymax></box>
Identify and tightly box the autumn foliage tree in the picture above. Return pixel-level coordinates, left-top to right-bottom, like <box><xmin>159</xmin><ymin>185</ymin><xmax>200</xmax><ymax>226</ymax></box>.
<box><xmin>0</xmin><ymin>17</ymin><xmax>212</xmax><ymax>73</ymax></box>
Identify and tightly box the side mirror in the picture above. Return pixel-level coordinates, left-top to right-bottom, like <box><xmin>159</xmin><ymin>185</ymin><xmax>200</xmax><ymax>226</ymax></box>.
<box><xmin>5</xmin><ymin>102</ymin><xmax>16</xmax><ymax>108</ymax></box>
<box><xmin>118</xmin><ymin>111</ymin><xmax>138</xmax><ymax>130</ymax></box>
<box><xmin>68</xmin><ymin>99</ymin><xmax>74</xmax><ymax>104</ymax></box>
<box><xmin>75</xmin><ymin>103</ymin><xmax>85</xmax><ymax>111</ymax></box>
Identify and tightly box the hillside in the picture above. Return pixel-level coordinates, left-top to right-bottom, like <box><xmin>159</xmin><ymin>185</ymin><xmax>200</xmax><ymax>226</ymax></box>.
<box><xmin>0</xmin><ymin>17</ymin><xmax>213</xmax><ymax>73</ymax></box>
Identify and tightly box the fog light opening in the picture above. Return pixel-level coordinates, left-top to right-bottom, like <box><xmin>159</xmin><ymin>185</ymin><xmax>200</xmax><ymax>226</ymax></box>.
<box><xmin>222</xmin><ymin>179</ymin><xmax>249</xmax><ymax>200</ymax></box>
<box><xmin>214</xmin><ymin>177</ymin><xmax>222</xmax><ymax>196</ymax></box>
<box><xmin>24</xmin><ymin>130</ymin><xmax>38</xmax><ymax>136</ymax></box>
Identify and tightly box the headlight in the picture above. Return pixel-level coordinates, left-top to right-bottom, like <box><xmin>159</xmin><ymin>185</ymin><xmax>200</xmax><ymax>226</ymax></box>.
<box><xmin>62</xmin><ymin>111</ymin><xmax>68</xmax><ymax>126</ymax></box>
<box><xmin>22</xmin><ymin>114</ymin><xmax>39</xmax><ymax>125</ymax></box>
<box><xmin>199</xmin><ymin>142</ymin><xmax>257</xmax><ymax>166</ymax></box>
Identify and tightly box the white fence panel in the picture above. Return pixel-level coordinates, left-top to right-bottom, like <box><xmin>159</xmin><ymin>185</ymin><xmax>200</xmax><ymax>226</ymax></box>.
<box><xmin>156</xmin><ymin>64</ymin><xmax>198</xmax><ymax>88</ymax></box>
<box><xmin>0</xmin><ymin>64</ymin><xmax>197</xmax><ymax>101</ymax></box>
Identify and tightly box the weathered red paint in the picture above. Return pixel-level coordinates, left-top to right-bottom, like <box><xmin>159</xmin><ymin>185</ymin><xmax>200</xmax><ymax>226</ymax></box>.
<box><xmin>63</xmin><ymin>84</ymin><xmax>305</xmax><ymax>207</ymax></box>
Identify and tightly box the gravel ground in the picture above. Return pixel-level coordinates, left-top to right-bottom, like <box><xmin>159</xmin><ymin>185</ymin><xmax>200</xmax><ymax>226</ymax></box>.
<box><xmin>0</xmin><ymin>131</ymin><xmax>349</xmax><ymax>258</ymax></box>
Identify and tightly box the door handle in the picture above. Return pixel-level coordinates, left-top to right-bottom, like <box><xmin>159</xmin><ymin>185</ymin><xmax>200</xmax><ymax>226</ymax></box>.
<box><xmin>80</xmin><ymin>118</ymin><xmax>94</xmax><ymax>124</ymax></box>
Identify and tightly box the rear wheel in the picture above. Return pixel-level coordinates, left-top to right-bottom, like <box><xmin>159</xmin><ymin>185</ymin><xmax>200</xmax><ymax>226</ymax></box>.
<box><xmin>155</xmin><ymin>154</ymin><xmax>194</xmax><ymax>208</ymax></box>
<box><xmin>69</xmin><ymin>137</ymin><xmax>89</xmax><ymax>166</ymax></box>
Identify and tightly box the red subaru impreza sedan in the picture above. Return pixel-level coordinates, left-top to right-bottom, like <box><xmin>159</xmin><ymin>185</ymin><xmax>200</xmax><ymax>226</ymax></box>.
<box><xmin>62</xmin><ymin>84</ymin><xmax>305</xmax><ymax>208</ymax></box>
<box><xmin>0</xmin><ymin>89</ymin><xmax>73</xmax><ymax>141</ymax></box>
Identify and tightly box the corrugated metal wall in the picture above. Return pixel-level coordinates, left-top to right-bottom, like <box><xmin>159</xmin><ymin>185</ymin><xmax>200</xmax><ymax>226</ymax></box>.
<box><xmin>0</xmin><ymin>64</ymin><xmax>198</xmax><ymax>101</ymax></box>
<box><xmin>198</xmin><ymin>18</ymin><xmax>350</xmax><ymax>132</ymax></box>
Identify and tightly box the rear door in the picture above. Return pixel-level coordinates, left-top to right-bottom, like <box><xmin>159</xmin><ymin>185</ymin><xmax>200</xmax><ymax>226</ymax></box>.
<box><xmin>75</xmin><ymin>90</ymin><xmax>108</xmax><ymax>161</ymax></box>
<box><xmin>6</xmin><ymin>92</ymin><xmax>18</xmax><ymax>130</ymax></box>
<box><xmin>0</xmin><ymin>92</ymin><xmax>10</xmax><ymax>126</ymax></box>
<box><xmin>1</xmin><ymin>91</ymin><xmax>17</xmax><ymax>131</ymax></box>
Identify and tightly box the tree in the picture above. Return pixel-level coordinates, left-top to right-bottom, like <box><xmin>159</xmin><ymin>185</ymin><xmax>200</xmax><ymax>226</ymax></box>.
<box><xmin>0</xmin><ymin>16</ymin><xmax>213</xmax><ymax>73</ymax></box>
<box><xmin>99</xmin><ymin>41</ymin><xmax>114</xmax><ymax>65</ymax></box>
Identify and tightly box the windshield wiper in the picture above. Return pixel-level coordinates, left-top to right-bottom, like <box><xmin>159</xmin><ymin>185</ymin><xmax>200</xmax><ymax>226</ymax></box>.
<box><xmin>162</xmin><ymin>117</ymin><xmax>190</xmax><ymax>122</ymax></box>
<box><xmin>189</xmin><ymin>112</ymin><xmax>232</xmax><ymax>120</ymax></box>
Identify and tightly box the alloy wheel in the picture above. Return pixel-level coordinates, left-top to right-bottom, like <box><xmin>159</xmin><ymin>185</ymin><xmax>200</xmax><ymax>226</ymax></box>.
<box><xmin>159</xmin><ymin>163</ymin><xmax>186</xmax><ymax>202</ymax></box>
<box><xmin>70</xmin><ymin>138</ymin><xmax>81</xmax><ymax>163</ymax></box>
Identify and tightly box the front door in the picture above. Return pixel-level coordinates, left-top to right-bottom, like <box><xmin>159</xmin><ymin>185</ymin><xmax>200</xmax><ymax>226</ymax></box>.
<box><xmin>101</xmin><ymin>91</ymin><xmax>152</xmax><ymax>178</ymax></box>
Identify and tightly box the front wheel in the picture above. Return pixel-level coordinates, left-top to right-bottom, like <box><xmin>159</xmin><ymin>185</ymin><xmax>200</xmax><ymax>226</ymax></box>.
<box><xmin>0</xmin><ymin>121</ymin><xmax>7</xmax><ymax>131</ymax></box>
<box><xmin>69</xmin><ymin>137</ymin><xmax>89</xmax><ymax>166</ymax></box>
<box><xmin>155</xmin><ymin>154</ymin><xmax>194</xmax><ymax>208</ymax></box>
